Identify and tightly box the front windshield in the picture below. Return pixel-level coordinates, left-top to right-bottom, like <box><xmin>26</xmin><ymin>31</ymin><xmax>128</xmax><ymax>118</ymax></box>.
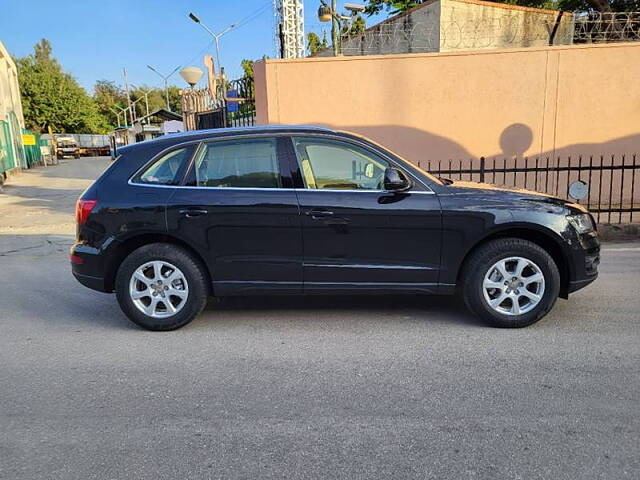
<box><xmin>338</xmin><ymin>131</ymin><xmax>445</xmax><ymax>186</ymax></box>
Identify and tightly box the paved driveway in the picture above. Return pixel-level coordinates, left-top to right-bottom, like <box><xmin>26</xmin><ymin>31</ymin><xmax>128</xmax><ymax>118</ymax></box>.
<box><xmin>1</xmin><ymin>158</ymin><xmax>638</xmax><ymax>479</ymax></box>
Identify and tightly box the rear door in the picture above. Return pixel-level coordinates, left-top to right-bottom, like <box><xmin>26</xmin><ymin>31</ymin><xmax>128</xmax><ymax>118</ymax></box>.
<box><xmin>166</xmin><ymin>136</ymin><xmax>303</xmax><ymax>295</ymax></box>
<box><xmin>286</xmin><ymin>135</ymin><xmax>442</xmax><ymax>294</ymax></box>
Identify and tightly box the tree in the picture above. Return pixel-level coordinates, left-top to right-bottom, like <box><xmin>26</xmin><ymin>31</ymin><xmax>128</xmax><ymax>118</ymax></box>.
<box><xmin>17</xmin><ymin>39</ymin><xmax>108</xmax><ymax>133</ymax></box>
<box><xmin>364</xmin><ymin>0</ymin><xmax>426</xmax><ymax>15</ymax></box>
<box><xmin>165</xmin><ymin>86</ymin><xmax>183</xmax><ymax>114</ymax></box>
<box><xmin>308</xmin><ymin>32</ymin><xmax>322</xmax><ymax>55</ymax></box>
<box><xmin>93</xmin><ymin>80</ymin><xmax>128</xmax><ymax>127</ymax></box>
<box><xmin>241</xmin><ymin>59</ymin><xmax>255</xmax><ymax>78</ymax></box>
<box><xmin>307</xmin><ymin>31</ymin><xmax>329</xmax><ymax>55</ymax></box>
<box><xmin>342</xmin><ymin>15</ymin><xmax>366</xmax><ymax>36</ymax></box>
<box><xmin>239</xmin><ymin>56</ymin><xmax>269</xmax><ymax>79</ymax></box>
<box><xmin>33</xmin><ymin>38</ymin><xmax>52</xmax><ymax>62</ymax></box>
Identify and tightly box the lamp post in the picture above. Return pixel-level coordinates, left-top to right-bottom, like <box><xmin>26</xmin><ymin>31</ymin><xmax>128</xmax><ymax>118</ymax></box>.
<box><xmin>147</xmin><ymin>65</ymin><xmax>181</xmax><ymax>110</ymax></box>
<box><xmin>188</xmin><ymin>12</ymin><xmax>237</xmax><ymax>76</ymax></box>
<box><xmin>109</xmin><ymin>107</ymin><xmax>123</xmax><ymax>128</ymax></box>
<box><xmin>318</xmin><ymin>1</ymin><xmax>340</xmax><ymax>55</ymax></box>
<box><xmin>111</xmin><ymin>104</ymin><xmax>129</xmax><ymax>128</ymax></box>
<box><xmin>318</xmin><ymin>1</ymin><xmax>365</xmax><ymax>56</ymax></box>
<box><xmin>130</xmin><ymin>84</ymin><xmax>151</xmax><ymax>121</ymax></box>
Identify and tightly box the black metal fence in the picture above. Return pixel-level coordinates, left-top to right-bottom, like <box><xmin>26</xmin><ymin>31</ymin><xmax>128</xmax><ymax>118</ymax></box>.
<box><xmin>421</xmin><ymin>155</ymin><xmax>640</xmax><ymax>224</ymax></box>
<box><xmin>193</xmin><ymin>76</ymin><xmax>256</xmax><ymax>130</ymax></box>
<box><xmin>225</xmin><ymin>77</ymin><xmax>256</xmax><ymax>128</ymax></box>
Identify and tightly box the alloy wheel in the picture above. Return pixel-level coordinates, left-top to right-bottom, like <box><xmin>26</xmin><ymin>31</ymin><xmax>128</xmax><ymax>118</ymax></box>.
<box><xmin>482</xmin><ymin>256</ymin><xmax>545</xmax><ymax>316</ymax></box>
<box><xmin>129</xmin><ymin>260</ymin><xmax>189</xmax><ymax>318</ymax></box>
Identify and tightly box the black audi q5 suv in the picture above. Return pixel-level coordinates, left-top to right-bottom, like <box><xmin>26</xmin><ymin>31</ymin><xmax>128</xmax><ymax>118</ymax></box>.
<box><xmin>71</xmin><ymin>125</ymin><xmax>599</xmax><ymax>330</ymax></box>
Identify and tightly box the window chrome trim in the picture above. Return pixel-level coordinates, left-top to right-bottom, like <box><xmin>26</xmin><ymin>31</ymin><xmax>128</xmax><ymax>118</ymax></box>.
<box><xmin>126</xmin><ymin>131</ymin><xmax>437</xmax><ymax>194</ymax></box>
<box><xmin>126</xmin><ymin>179</ymin><xmax>434</xmax><ymax>194</ymax></box>
<box><xmin>294</xmin><ymin>188</ymin><xmax>434</xmax><ymax>194</ymax></box>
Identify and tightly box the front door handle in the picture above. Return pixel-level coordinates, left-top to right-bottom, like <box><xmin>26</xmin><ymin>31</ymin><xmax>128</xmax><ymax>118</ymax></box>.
<box><xmin>179</xmin><ymin>208</ymin><xmax>208</xmax><ymax>218</ymax></box>
<box><xmin>306</xmin><ymin>209</ymin><xmax>334</xmax><ymax>220</ymax></box>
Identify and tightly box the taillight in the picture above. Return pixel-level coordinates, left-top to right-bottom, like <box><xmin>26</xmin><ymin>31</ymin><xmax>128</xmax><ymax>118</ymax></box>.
<box><xmin>76</xmin><ymin>199</ymin><xmax>97</xmax><ymax>226</ymax></box>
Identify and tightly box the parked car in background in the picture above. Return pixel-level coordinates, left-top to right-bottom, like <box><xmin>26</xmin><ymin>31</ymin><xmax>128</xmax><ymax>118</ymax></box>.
<box><xmin>70</xmin><ymin>125</ymin><xmax>600</xmax><ymax>331</ymax></box>
<box><xmin>55</xmin><ymin>136</ymin><xmax>80</xmax><ymax>159</ymax></box>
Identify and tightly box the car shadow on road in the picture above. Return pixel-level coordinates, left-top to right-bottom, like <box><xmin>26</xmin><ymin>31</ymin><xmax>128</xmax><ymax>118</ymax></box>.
<box><xmin>197</xmin><ymin>294</ymin><xmax>481</xmax><ymax>329</ymax></box>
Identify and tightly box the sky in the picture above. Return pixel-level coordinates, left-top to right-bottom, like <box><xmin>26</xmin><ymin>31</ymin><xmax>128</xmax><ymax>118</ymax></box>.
<box><xmin>0</xmin><ymin>0</ymin><xmax>385</xmax><ymax>93</ymax></box>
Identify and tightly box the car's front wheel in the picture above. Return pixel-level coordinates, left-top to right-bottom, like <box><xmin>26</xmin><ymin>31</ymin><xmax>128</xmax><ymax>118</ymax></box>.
<box><xmin>115</xmin><ymin>243</ymin><xmax>208</xmax><ymax>331</ymax></box>
<box><xmin>461</xmin><ymin>238</ymin><xmax>560</xmax><ymax>328</ymax></box>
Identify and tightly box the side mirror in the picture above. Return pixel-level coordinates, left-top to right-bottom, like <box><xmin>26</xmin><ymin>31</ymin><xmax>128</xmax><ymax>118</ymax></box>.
<box><xmin>383</xmin><ymin>167</ymin><xmax>412</xmax><ymax>192</ymax></box>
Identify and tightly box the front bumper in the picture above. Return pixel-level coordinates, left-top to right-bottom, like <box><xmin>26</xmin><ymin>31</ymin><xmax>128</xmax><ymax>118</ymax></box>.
<box><xmin>564</xmin><ymin>230</ymin><xmax>600</xmax><ymax>296</ymax></box>
<box><xmin>568</xmin><ymin>272</ymin><xmax>598</xmax><ymax>294</ymax></box>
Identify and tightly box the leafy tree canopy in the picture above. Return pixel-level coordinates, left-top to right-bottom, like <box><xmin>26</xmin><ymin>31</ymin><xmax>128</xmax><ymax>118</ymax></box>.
<box><xmin>307</xmin><ymin>32</ymin><xmax>329</xmax><ymax>55</ymax></box>
<box><xmin>17</xmin><ymin>39</ymin><xmax>108</xmax><ymax>134</ymax></box>
<box><xmin>240</xmin><ymin>56</ymin><xmax>269</xmax><ymax>78</ymax></box>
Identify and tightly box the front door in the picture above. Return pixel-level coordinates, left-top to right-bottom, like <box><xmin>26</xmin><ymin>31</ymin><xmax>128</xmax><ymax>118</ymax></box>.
<box><xmin>166</xmin><ymin>136</ymin><xmax>302</xmax><ymax>295</ymax></box>
<box><xmin>287</xmin><ymin>136</ymin><xmax>442</xmax><ymax>294</ymax></box>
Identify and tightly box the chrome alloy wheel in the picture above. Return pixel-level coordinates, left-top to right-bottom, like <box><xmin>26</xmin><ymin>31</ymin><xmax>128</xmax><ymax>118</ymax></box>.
<box><xmin>482</xmin><ymin>256</ymin><xmax>545</xmax><ymax>316</ymax></box>
<box><xmin>129</xmin><ymin>260</ymin><xmax>189</xmax><ymax>318</ymax></box>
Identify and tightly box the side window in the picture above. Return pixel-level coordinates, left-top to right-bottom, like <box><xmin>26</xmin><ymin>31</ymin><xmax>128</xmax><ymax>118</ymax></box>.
<box><xmin>293</xmin><ymin>137</ymin><xmax>389</xmax><ymax>190</ymax></box>
<box><xmin>138</xmin><ymin>147</ymin><xmax>192</xmax><ymax>185</ymax></box>
<box><xmin>191</xmin><ymin>138</ymin><xmax>280</xmax><ymax>188</ymax></box>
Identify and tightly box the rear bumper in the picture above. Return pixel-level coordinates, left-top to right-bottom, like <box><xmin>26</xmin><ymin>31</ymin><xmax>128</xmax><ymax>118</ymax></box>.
<box><xmin>72</xmin><ymin>272</ymin><xmax>108</xmax><ymax>292</ymax></box>
<box><xmin>70</xmin><ymin>241</ymin><xmax>111</xmax><ymax>293</ymax></box>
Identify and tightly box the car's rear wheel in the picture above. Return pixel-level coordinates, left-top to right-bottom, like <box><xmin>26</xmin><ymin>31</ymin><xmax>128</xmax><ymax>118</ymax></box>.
<box><xmin>461</xmin><ymin>238</ymin><xmax>560</xmax><ymax>328</ymax></box>
<box><xmin>115</xmin><ymin>243</ymin><xmax>208</xmax><ymax>331</ymax></box>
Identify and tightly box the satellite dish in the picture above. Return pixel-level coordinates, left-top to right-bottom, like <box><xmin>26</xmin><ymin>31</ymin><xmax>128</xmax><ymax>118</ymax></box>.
<box><xmin>569</xmin><ymin>180</ymin><xmax>589</xmax><ymax>201</ymax></box>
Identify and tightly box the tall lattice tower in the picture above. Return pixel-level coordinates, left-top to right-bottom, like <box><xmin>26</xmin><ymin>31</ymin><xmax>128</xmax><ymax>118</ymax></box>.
<box><xmin>274</xmin><ymin>0</ymin><xmax>305</xmax><ymax>58</ymax></box>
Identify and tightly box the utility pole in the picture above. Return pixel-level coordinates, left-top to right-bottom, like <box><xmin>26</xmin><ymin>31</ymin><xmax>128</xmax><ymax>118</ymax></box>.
<box><xmin>122</xmin><ymin>67</ymin><xmax>135</xmax><ymax>126</ymax></box>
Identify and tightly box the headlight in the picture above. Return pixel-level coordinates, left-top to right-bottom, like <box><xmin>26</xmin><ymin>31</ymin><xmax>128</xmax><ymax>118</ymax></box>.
<box><xmin>567</xmin><ymin>213</ymin><xmax>595</xmax><ymax>234</ymax></box>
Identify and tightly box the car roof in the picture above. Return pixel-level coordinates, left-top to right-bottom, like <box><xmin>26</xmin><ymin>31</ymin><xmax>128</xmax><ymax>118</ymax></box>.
<box><xmin>117</xmin><ymin>124</ymin><xmax>338</xmax><ymax>155</ymax></box>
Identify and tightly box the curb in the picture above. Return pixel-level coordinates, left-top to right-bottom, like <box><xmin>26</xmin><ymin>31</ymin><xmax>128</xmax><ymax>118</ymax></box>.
<box><xmin>597</xmin><ymin>223</ymin><xmax>640</xmax><ymax>242</ymax></box>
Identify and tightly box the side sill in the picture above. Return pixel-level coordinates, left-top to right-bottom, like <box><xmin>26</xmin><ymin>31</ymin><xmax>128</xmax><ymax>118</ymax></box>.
<box><xmin>213</xmin><ymin>281</ymin><xmax>456</xmax><ymax>296</ymax></box>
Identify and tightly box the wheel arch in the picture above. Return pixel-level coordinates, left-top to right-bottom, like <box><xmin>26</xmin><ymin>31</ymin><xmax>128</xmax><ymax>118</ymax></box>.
<box><xmin>455</xmin><ymin>225</ymin><xmax>571</xmax><ymax>298</ymax></box>
<box><xmin>104</xmin><ymin>233</ymin><xmax>212</xmax><ymax>294</ymax></box>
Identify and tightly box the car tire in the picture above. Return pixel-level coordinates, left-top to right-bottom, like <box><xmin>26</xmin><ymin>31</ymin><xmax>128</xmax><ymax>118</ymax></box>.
<box><xmin>461</xmin><ymin>238</ymin><xmax>560</xmax><ymax>328</ymax></box>
<box><xmin>115</xmin><ymin>243</ymin><xmax>209</xmax><ymax>331</ymax></box>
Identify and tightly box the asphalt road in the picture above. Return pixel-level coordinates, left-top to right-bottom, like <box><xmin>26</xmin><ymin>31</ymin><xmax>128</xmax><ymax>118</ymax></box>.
<box><xmin>1</xmin><ymin>158</ymin><xmax>638</xmax><ymax>479</ymax></box>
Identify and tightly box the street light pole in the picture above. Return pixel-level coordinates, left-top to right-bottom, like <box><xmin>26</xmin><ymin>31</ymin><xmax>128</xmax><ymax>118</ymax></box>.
<box><xmin>188</xmin><ymin>13</ymin><xmax>237</xmax><ymax>76</ymax></box>
<box><xmin>147</xmin><ymin>65</ymin><xmax>180</xmax><ymax>110</ymax></box>
<box><xmin>108</xmin><ymin>107</ymin><xmax>122</xmax><ymax>128</ymax></box>
<box><xmin>130</xmin><ymin>84</ymin><xmax>151</xmax><ymax>121</ymax></box>
<box><xmin>318</xmin><ymin>0</ymin><xmax>345</xmax><ymax>56</ymax></box>
<box><xmin>331</xmin><ymin>0</ymin><xmax>339</xmax><ymax>56</ymax></box>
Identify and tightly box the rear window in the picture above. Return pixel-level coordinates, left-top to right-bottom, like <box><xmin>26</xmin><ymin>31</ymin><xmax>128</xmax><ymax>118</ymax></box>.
<box><xmin>186</xmin><ymin>138</ymin><xmax>280</xmax><ymax>188</ymax></box>
<box><xmin>135</xmin><ymin>147</ymin><xmax>194</xmax><ymax>185</ymax></box>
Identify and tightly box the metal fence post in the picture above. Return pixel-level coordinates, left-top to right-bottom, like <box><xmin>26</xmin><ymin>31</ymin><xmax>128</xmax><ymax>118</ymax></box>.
<box><xmin>479</xmin><ymin>156</ymin><xmax>486</xmax><ymax>183</ymax></box>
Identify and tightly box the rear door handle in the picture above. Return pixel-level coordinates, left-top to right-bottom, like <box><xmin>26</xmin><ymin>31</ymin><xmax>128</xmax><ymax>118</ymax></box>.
<box><xmin>179</xmin><ymin>208</ymin><xmax>208</xmax><ymax>218</ymax></box>
<box><xmin>306</xmin><ymin>209</ymin><xmax>334</xmax><ymax>220</ymax></box>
